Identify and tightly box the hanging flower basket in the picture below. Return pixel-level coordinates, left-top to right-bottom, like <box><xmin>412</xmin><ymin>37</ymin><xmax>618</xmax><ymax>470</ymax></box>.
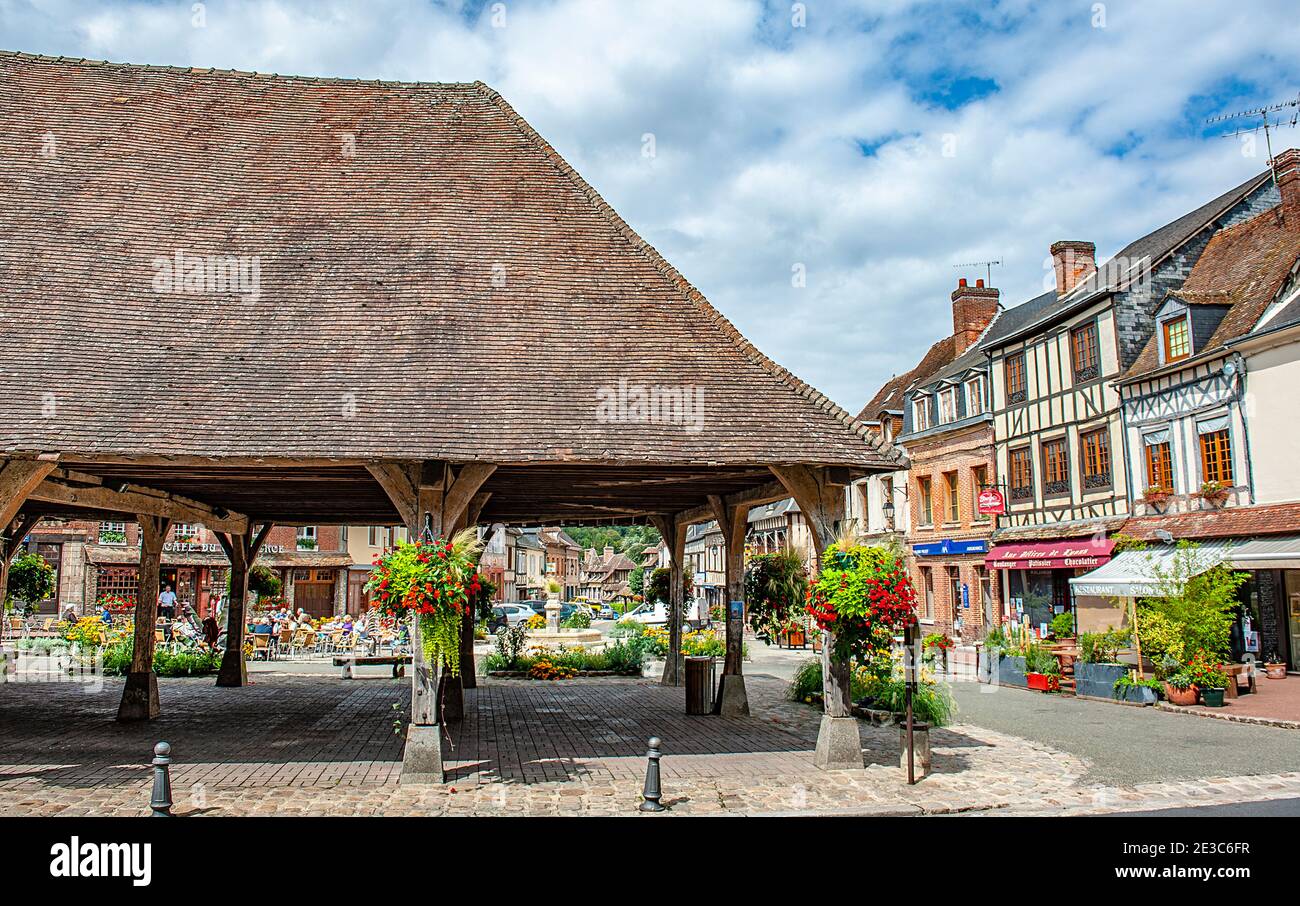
<box><xmin>807</xmin><ymin>544</ymin><xmax>917</xmax><ymax>663</ymax></box>
<box><xmin>364</xmin><ymin>529</ymin><xmax>482</xmax><ymax>676</ymax></box>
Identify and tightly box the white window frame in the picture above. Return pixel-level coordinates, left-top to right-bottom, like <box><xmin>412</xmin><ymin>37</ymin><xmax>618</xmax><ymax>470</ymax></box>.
<box><xmin>965</xmin><ymin>376</ymin><xmax>984</xmax><ymax>416</ymax></box>
<box><xmin>938</xmin><ymin>387</ymin><xmax>957</xmax><ymax>424</ymax></box>
<box><xmin>99</xmin><ymin>521</ymin><xmax>127</xmax><ymax>545</ymax></box>
<box><xmin>912</xmin><ymin>396</ymin><xmax>931</xmax><ymax>432</ymax></box>
<box><xmin>296</xmin><ymin>526</ymin><xmax>318</xmax><ymax>550</ymax></box>
<box><xmin>173</xmin><ymin>523</ymin><xmax>201</xmax><ymax>541</ymax></box>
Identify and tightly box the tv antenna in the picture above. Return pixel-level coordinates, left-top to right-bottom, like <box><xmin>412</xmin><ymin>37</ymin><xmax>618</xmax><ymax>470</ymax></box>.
<box><xmin>952</xmin><ymin>259</ymin><xmax>1002</xmax><ymax>286</ymax></box>
<box><xmin>1207</xmin><ymin>94</ymin><xmax>1300</xmax><ymax>184</ymax></box>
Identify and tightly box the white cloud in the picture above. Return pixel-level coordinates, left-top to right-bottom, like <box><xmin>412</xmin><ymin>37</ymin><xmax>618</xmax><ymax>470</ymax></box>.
<box><xmin>3</xmin><ymin>0</ymin><xmax>1299</xmax><ymax>410</ymax></box>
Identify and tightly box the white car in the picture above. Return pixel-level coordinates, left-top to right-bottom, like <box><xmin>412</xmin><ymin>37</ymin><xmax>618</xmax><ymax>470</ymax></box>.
<box><xmin>498</xmin><ymin>603</ymin><xmax>536</xmax><ymax>627</ymax></box>
<box><xmin>621</xmin><ymin>598</ymin><xmax>704</xmax><ymax>627</ymax></box>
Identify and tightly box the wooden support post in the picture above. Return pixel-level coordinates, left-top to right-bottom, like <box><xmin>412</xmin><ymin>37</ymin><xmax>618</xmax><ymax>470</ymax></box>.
<box><xmin>708</xmin><ymin>495</ymin><xmax>751</xmax><ymax>716</ymax></box>
<box><xmin>117</xmin><ymin>515</ymin><xmax>171</xmax><ymax>721</ymax></box>
<box><xmin>650</xmin><ymin>514</ymin><xmax>686</xmax><ymax>687</ymax></box>
<box><xmin>0</xmin><ymin>459</ymin><xmax>57</xmax><ymax>532</ymax></box>
<box><xmin>214</xmin><ymin>523</ymin><xmax>272</xmax><ymax>688</ymax></box>
<box><xmin>770</xmin><ymin>464</ymin><xmax>860</xmax><ymax>769</ymax></box>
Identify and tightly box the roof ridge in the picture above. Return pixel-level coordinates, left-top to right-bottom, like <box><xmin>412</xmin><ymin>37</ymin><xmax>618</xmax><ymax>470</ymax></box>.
<box><xmin>0</xmin><ymin>49</ymin><xmax>482</xmax><ymax>90</ymax></box>
<box><xmin>472</xmin><ymin>82</ymin><xmax>904</xmax><ymax>468</ymax></box>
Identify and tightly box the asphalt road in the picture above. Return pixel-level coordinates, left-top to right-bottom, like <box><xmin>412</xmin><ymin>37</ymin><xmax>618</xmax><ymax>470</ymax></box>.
<box><xmin>951</xmin><ymin>682</ymin><xmax>1300</xmax><ymax>787</ymax></box>
<box><xmin>1105</xmin><ymin>798</ymin><xmax>1300</xmax><ymax>816</ymax></box>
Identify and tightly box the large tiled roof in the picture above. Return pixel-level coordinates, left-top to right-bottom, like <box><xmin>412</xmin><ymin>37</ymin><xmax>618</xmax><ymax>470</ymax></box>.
<box><xmin>0</xmin><ymin>53</ymin><xmax>897</xmax><ymax>469</ymax></box>
<box><xmin>1125</xmin><ymin>203</ymin><xmax>1299</xmax><ymax>378</ymax></box>
<box><xmin>1120</xmin><ymin>502</ymin><xmax>1300</xmax><ymax>541</ymax></box>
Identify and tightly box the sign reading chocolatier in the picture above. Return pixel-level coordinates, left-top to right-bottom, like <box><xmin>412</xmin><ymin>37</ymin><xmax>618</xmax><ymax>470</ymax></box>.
<box><xmin>985</xmin><ymin>538</ymin><xmax>1113</xmax><ymax>570</ymax></box>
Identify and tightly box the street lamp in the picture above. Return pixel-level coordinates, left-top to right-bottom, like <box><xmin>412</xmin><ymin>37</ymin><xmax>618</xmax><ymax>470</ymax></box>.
<box><xmin>882</xmin><ymin>496</ymin><xmax>895</xmax><ymax>530</ymax></box>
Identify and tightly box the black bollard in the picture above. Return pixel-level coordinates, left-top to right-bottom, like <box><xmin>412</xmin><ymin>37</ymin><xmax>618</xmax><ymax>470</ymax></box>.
<box><xmin>150</xmin><ymin>741</ymin><xmax>173</xmax><ymax>817</ymax></box>
<box><xmin>639</xmin><ymin>736</ymin><xmax>665</xmax><ymax>812</ymax></box>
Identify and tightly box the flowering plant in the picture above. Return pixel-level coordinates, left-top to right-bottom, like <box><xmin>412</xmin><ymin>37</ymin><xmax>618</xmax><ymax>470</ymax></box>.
<box><xmin>364</xmin><ymin>528</ymin><xmax>482</xmax><ymax>676</ymax></box>
<box><xmin>807</xmin><ymin>544</ymin><xmax>917</xmax><ymax>663</ymax></box>
<box><xmin>743</xmin><ymin>548</ymin><xmax>809</xmax><ymax>642</ymax></box>
<box><xmin>923</xmin><ymin>632</ymin><xmax>953</xmax><ymax>651</ymax></box>
<box><xmin>1186</xmin><ymin>649</ymin><xmax>1229</xmax><ymax>689</ymax></box>
<box><xmin>94</xmin><ymin>593</ymin><xmax>135</xmax><ymax>613</ymax></box>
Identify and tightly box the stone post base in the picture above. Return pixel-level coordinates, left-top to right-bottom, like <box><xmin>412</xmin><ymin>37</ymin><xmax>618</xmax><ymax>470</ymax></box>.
<box><xmin>400</xmin><ymin>724</ymin><xmax>444</xmax><ymax>785</ymax></box>
<box><xmin>116</xmin><ymin>671</ymin><xmax>160</xmax><ymax>721</ymax></box>
<box><xmin>899</xmin><ymin>726</ymin><xmax>932</xmax><ymax>778</ymax></box>
<box><xmin>813</xmin><ymin>714</ymin><xmax>862</xmax><ymax>769</ymax></box>
<box><xmin>715</xmin><ymin>674</ymin><xmax>750</xmax><ymax>717</ymax></box>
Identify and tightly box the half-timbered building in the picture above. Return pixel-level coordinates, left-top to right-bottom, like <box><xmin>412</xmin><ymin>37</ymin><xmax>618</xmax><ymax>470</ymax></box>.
<box><xmin>983</xmin><ymin>169</ymin><xmax>1281</xmax><ymax>633</ymax></box>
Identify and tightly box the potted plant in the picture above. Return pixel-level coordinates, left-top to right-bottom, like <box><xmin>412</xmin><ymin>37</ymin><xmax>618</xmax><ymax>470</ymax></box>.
<box><xmin>1075</xmin><ymin>628</ymin><xmax>1132</xmax><ymax>697</ymax></box>
<box><xmin>1141</xmin><ymin>485</ymin><xmax>1171</xmax><ymax>510</ymax></box>
<box><xmin>1161</xmin><ymin>669</ymin><xmax>1198</xmax><ymax>706</ymax></box>
<box><xmin>744</xmin><ymin>549</ymin><xmax>808</xmax><ymax>647</ymax></box>
<box><xmin>1112</xmin><ymin>671</ymin><xmax>1160</xmax><ymax>705</ymax></box>
<box><xmin>1187</xmin><ymin>650</ymin><xmax>1230</xmax><ymax>706</ymax></box>
<box><xmin>1024</xmin><ymin>642</ymin><xmax>1060</xmax><ymax>692</ymax></box>
<box><xmin>1197</xmin><ymin>480</ymin><xmax>1230</xmax><ymax>507</ymax></box>
<box><xmin>1049</xmin><ymin>611</ymin><xmax>1076</xmax><ymax>641</ymax></box>
<box><xmin>1264</xmin><ymin>649</ymin><xmax>1287</xmax><ymax>679</ymax></box>
<box><xmin>923</xmin><ymin>632</ymin><xmax>953</xmax><ymax>672</ymax></box>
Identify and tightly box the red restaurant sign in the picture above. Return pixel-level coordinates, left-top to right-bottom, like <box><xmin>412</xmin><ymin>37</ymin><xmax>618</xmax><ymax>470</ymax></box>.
<box><xmin>985</xmin><ymin>538</ymin><xmax>1114</xmax><ymax>570</ymax></box>
<box><xmin>976</xmin><ymin>488</ymin><xmax>1006</xmax><ymax>515</ymax></box>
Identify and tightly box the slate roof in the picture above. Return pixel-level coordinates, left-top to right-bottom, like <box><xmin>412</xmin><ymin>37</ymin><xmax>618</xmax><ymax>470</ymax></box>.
<box><xmin>984</xmin><ymin>172</ymin><xmax>1274</xmax><ymax>348</ymax></box>
<box><xmin>0</xmin><ymin>53</ymin><xmax>897</xmax><ymax>469</ymax></box>
<box><xmin>1124</xmin><ymin>203</ymin><xmax>1300</xmax><ymax>379</ymax></box>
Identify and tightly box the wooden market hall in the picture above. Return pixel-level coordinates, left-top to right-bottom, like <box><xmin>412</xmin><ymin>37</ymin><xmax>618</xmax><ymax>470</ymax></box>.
<box><xmin>0</xmin><ymin>53</ymin><xmax>903</xmax><ymax>780</ymax></box>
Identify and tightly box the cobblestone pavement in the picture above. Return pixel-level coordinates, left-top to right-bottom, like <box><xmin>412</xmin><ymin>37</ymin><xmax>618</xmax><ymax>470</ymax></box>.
<box><xmin>0</xmin><ymin>672</ymin><xmax>1297</xmax><ymax>816</ymax></box>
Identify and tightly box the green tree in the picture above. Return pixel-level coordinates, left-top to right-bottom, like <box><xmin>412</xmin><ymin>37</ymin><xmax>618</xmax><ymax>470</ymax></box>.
<box><xmin>6</xmin><ymin>551</ymin><xmax>55</xmax><ymax>613</ymax></box>
<box><xmin>628</xmin><ymin>565</ymin><xmax>646</xmax><ymax>597</ymax></box>
<box><xmin>1134</xmin><ymin>541</ymin><xmax>1246</xmax><ymax>666</ymax></box>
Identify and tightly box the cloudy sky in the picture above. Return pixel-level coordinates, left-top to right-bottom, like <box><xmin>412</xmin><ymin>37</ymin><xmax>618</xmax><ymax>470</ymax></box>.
<box><xmin>4</xmin><ymin>0</ymin><xmax>1299</xmax><ymax>411</ymax></box>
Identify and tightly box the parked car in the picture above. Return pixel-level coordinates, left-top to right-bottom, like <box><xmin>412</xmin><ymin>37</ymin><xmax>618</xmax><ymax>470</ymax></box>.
<box><xmin>497</xmin><ymin>603</ymin><xmax>535</xmax><ymax>627</ymax></box>
<box><xmin>598</xmin><ymin>605</ymin><xmax>616</xmax><ymax>620</ymax></box>
<box><xmin>487</xmin><ymin>607</ymin><xmax>510</xmax><ymax>634</ymax></box>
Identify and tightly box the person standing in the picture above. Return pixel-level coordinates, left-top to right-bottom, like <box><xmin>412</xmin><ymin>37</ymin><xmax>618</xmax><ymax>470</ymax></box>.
<box><xmin>158</xmin><ymin>584</ymin><xmax>177</xmax><ymax>620</ymax></box>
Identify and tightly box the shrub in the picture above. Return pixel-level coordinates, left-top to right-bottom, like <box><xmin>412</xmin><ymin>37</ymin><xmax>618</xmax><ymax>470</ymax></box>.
<box><xmin>6</xmin><ymin>551</ymin><xmax>55</xmax><ymax>611</ymax></box>
<box><xmin>1133</xmin><ymin>542</ymin><xmax>1245</xmax><ymax>663</ymax></box>
<box><xmin>99</xmin><ymin>640</ymin><xmax>222</xmax><ymax>677</ymax></box>
<box><xmin>1023</xmin><ymin>642</ymin><xmax>1059</xmax><ymax>676</ymax></box>
<box><xmin>1079</xmin><ymin>627</ymin><xmax>1130</xmax><ymax>664</ymax></box>
<box><xmin>787</xmin><ymin>658</ymin><xmax>824</xmax><ymax>703</ymax></box>
<box><xmin>494</xmin><ymin>624</ymin><xmax>529</xmax><ymax>669</ymax></box>
<box><xmin>1113</xmin><ymin>673</ymin><xmax>1162</xmax><ymax>698</ymax></box>
<box><xmin>600</xmin><ymin>639</ymin><xmax>646</xmax><ymax>675</ymax></box>
<box><xmin>246</xmin><ymin>564</ymin><xmax>283</xmax><ymax>599</ymax></box>
<box><xmin>743</xmin><ymin>548</ymin><xmax>808</xmax><ymax>641</ymax></box>
<box><xmin>562</xmin><ymin>610</ymin><xmax>591</xmax><ymax>629</ymax></box>
<box><xmin>1049</xmin><ymin>611</ymin><xmax>1076</xmax><ymax>639</ymax></box>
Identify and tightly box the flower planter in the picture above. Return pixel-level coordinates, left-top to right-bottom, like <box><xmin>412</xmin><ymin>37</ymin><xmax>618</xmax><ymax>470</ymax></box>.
<box><xmin>1075</xmin><ymin>661</ymin><xmax>1127</xmax><ymax>698</ymax></box>
<box><xmin>1265</xmin><ymin>662</ymin><xmax>1287</xmax><ymax>680</ymax></box>
<box><xmin>976</xmin><ymin>647</ymin><xmax>994</xmax><ymax>683</ymax></box>
<box><xmin>1116</xmin><ymin>683</ymin><xmax>1158</xmax><ymax>705</ymax></box>
<box><xmin>1163</xmin><ymin>683</ymin><xmax>1199</xmax><ymax>706</ymax></box>
<box><xmin>997</xmin><ymin>654</ymin><xmax>1027</xmax><ymax>688</ymax></box>
<box><xmin>1026</xmin><ymin>671</ymin><xmax>1059</xmax><ymax>692</ymax></box>
<box><xmin>783</xmin><ymin>629</ymin><xmax>806</xmax><ymax>648</ymax></box>
<box><xmin>1200</xmin><ymin>687</ymin><xmax>1226</xmax><ymax>708</ymax></box>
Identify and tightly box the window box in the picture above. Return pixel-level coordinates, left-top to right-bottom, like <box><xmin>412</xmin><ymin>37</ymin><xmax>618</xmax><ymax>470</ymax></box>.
<box><xmin>1197</xmin><ymin>480</ymin><xmax>1230</xmax><ymax>506</ymax></box>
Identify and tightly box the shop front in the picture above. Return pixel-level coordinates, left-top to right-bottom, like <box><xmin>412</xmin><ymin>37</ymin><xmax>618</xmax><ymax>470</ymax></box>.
<box><xmin>986</xmin><ymin>537</ymin><xmax>1114</xmax><ymax>636</ymax></box>
<box><xmin>911</xmin><ymin>538</ymin><xmax>995</xmax><ymax>641</ymax></box>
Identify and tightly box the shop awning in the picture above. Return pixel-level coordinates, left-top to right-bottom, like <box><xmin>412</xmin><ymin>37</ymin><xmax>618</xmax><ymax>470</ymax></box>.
<box><xmin>1069</xmin><ymin>541</ymin><xmax>1235</xmax><ymax>597</ymax></box>
<box><xmin>986</xmin><ymin>538</ymin><xmax>1114</xmax><ymax>570</ymax></box>
<box><xmin>1224</xmin><ymin>534</ymin><xmax>1300</xmax><ymax>570</ymax></box>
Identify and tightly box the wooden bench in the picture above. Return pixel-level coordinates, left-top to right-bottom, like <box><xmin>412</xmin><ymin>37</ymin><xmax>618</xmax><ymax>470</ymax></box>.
<box><xmin>333</xmin><ymin>654</ymin><xmax>412</xmax><ymax>679</ymax></box>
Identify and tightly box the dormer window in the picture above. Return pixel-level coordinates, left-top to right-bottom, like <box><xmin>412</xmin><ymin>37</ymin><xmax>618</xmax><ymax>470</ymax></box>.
<box><xmin>937</xmin><ymin>387</ymin><xmax>957</xmax><ymax>424</ymax></box>
<box><xmin>965</xmin><ymin>376</ymin><xmax>984</xmax><ymax>415</ymax></box>
<box><xmin>912</xmin><ymin>397</ymin><xmax>931</xmax><ymax>431</ymax></box>
<box><xmin>1162</xmin><ymin>315</ymin><xmax>1191</xmax><ymax>363</ymax></box>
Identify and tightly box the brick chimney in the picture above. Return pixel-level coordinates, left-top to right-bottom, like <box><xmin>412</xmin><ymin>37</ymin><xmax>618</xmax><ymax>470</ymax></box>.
<box><xmin>1050</xmin><ymin>240</ymin><xmax>1097</xmax><ymax>296</ymax></box>
<box><xmin>951</xmin><ymin>277</ymin><xmax>1000</xmax><ymax>356</ymax></box>
<box><xmin>603</xmin><ymin>545</ymin><xmax>615</xmax><ymax>559</ymax></box>
<box><xmin>1273</xmin><ymin>147</ymin><xmax>1300</xmax><ymax>224</ymax></box>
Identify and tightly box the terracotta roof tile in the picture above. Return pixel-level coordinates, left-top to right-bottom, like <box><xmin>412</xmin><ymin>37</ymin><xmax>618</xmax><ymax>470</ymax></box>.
<box><xmin>1120</xmin><ymin>502</ymin><xmax>1300</xmax><ymax>541</ymax></box>
<box><xmin>0</xmin><ymin>53</ymin><xmax>898</xmax><ymax>469</ymax></box>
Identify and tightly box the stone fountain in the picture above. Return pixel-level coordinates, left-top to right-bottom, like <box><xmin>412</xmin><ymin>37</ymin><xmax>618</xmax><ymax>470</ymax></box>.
<box><xmin>526</xmin><ymin>587</ymin><xmax>602</xmax><ymax>648</ymax></box>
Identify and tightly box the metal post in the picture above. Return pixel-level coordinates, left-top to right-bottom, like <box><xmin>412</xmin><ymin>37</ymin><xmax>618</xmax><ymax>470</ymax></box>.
<box><xmin>904</xmin><ymin>625</ymin><xmax>916</xmax><ymax>786</ymax></box>
<box><xmin>639</xmin><ymin>736</ymin><xmax>665</xmax><ymax>812</ymax></box>
<box><xmin>150</xmin><ymin>741</ymin><xmax>173</xmax><ymax>816</ymax></box>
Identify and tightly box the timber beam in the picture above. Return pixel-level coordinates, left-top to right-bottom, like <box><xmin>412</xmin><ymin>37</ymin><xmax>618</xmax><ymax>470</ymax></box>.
<box><xmin>27</xmin><ymin>477</ymin><xmax>249</xmax><ymax>534</ymax></box>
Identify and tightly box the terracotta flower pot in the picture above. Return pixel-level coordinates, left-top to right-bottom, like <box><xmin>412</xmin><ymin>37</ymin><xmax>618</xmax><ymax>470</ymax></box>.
<box><xmin>1163</xmin><ymin>682</ymin><xmax>1199</xmax><ymax>706</ymax></box>
<box><xmin>1265</xmin><ymin>662</ymin><xmax>1287</xmax><ymax>679</ymax></box>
